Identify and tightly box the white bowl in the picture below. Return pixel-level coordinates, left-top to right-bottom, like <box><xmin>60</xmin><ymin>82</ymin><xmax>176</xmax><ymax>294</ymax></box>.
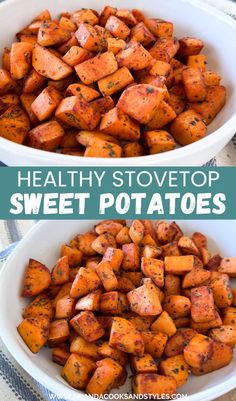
<box><xmin>0</xmin><ymin>219</ymin><xmax>236</xmax><ymax>401</ymax></box>
<box><xmin>0</xmin><ymin>0</ymin><xmax>236</xmax><ymax>166</ymax></box>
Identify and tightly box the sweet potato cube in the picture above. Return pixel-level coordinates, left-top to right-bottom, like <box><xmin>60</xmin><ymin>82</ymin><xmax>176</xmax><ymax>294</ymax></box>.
<box><xmin>187</xmin><ymin>54</ymin><xmax>207</xmax><ymax>71</ymax></box>
<box><xmin>98</xmin><ymin>342</ymin><xmax>128</xmax><ymax>366</ymax></box>
<box><xmin>95</xmin><ymin>261</ymin><xmax>118</xmax><ymax>291</ymax></box>
<box><xmin>100</xmin><ymin>291</ymin><xmax>126</xmax><ymax>315</ymax></box>
<box><xmin>55</xmin><ymin>294</ymin><xmax>76</xmax><ymax>319</ymax></box>
<box><xmin>70</xmin><ymin>311</ymin><xmax>105</xmax><ymax>342</ymax></box>
<box><xmin>48</xmin><ymin>319</ymin><xmax>70</xmax><ymax>346</ymax></box>
<box><xmin>132</xmin><ymin>374</ymin><xmax>177</xmax><ymax>396</ymax></box>
<box><xmin>51</xmin><ymin>256</ymin><xmax>69</xmax><ymax>285</ymax></box>
<box><xmin>95</xmin><ymin>220</ymin><xmax>124</xmax><ymax>236</ymax></box>
<box><xmin>62</xmin><ymin>353</ymin><xmax>95</xmax><ymax>390</ymax></box>
<box><xmin>70</xmin><ymin>336</ymin><xmax>99</xmax><ymax>360</ymax></box>
<box><xmin>219</xmin><ymin>258</ymin><xmax>236</xmax><ymax>277</ymax></box>
<box><xmin>127</xmin><ymin>282</ymin><xmax>162</xmax><ymax>316</ymax></box>
<box><xmin>55</xmin><ymin>96</ymin><xmax>100</xmax><ymax>130</ymax></box>
<box><xmin>165</xmin><ymin>328</ymin><xmax>196</xmax><ymax>357</ymax></box>
<box><xmin>62</xmin><ymin>46</ymin><xmax>91</xmax><ymax>67</ymax></box>
<box><xmin>189</xmin><ymin>85</ymin><xmax>226</xmax><ymax>125</ymax></box>
<box><xmin>150</xmin><ymin>60</ymin><xmax>173</xmax><ymax>78</ymax></box>
<box><xmin>52</xmin><ymin>282</ymin><xmax>72</xmax><ymax>307</ymax></box>
<box><xmin>32</xmin><ymin>44</ymin><xmax>73</xmax><ymax>80</ymax></box>
<box><xmin>105</xmin><ymin>16</ymin><xmax>130</xmax><ymax>40</ymax></box>
<box><xmin>147</xmin><ymin>101</ymin><xmax>176</xmax><ymax>129</ymax></box>
<box><xmin>145</xmin><ymin>19</ymin><xmax>173</xmax><ymax>37</ymax></box>
<box><xmin>70</xmin><ymin>267</ymin><xmax>101</xmax><ymax>298</ymax></box>
<box><xmin>52</xmin><ymin>345</ymin><xmax>70</xmax><ymax>366</ymax></box>
<box><xmin>141</xmin><ymin>258</ymin><xmax>164</xmax><ymax>287</ymax></box>
<box><xmin>23</xmin><ymin>294</ymin><xmax>54</xmax><ymax>320</ymax></box>
<box><xmin>209</xmin><ymin>325</ymin><xmax>236</xmax><ymax>347</ymax></box>
<box><xmin>2</xmin><ymin>48</ymin><xmax>10</xmax><ymax>71</ymax></box>
<box><xmin>116</xmin><ymin>41</ymin><xmax>152</xmax><ymax>71</ymax></box>
<box><xmin>182</xmin><ymin>268</ymin><xmax>211</xmax><ymax>289</ymax></box>
<box><xmin>74</xmin><ymin>231</ymin><xmax>98</xmax><ymax>256</ymax></box>
<box><xmin>123</xmin><ymin>143</ymin><xmax>144</xmax><ymax>157</ymax></box>
<box><xmin>98</xmin><ymin>67</ymin><xmax>134</xmax><ymax>97</ymax></box>
<box><xmin>164</xmin><ymin>274</ymin><xmax>181</xmax><ymax>296</ymax></box>
<box><xmin>75</xmin><ymin>23</ymin><xmax>105</xmax><ymax>52</ymax></box>
<box><xmin>37</xmin><ymin>21</ymin><xmax>71</xmax><ymax>47</ymax></box>
<box><xmin>77</xmin><ymin>130</ymin><xmax>119</xmax><ymax>148</ymax></box>
<box><xmin>170</xmin><ymin>110</ymin><xmax>206</xmax><ymax>146</ymax></box>
<box><xmin>59</xmin><ymin>16</ymin><xmax>77</xmax><ymax>32</ymax></box>
<box><xmin>151</xmin><ymin>311</ymin><xmax>176</xmax><ymax>337</ymax></box>
<box><xmin>144</xmin><ymin>130</ymin><xmax>176</xmax><ymax>154</ymax></box>
<box><xmin>72</xmin><ymin>9</ymin><xmax>99</xmax><ymax>27</ymax></box>
<box><xmin>178</xmin><ymin>236</ymin><xmax>200</xmax><ymax>256</ymax></box>
<box><xmin>102</xmin><ymin>247</ymin><xmax>124</xmax><ymax>273</ymax></box>
<box><xmin>159</xmin><ymin>354</ymin><xmax>188</xmax><ymax>388</ymax></box>
<box><xmin>92</xmin><ymin>233</ymin><xmax>117</xmax><ymax>255</ymax></box>
<box><xmin>122</xmin><ymin>243</ymin><xmax>140</xmax><ymax>271</ymax></box>
<box><xmin>23</xmin><ymin>68</ymin><xmax>46</xmax><ymax>94</ymax></box>
<box><xmin>0</xmin><ymin>104</ymin><xmax>29</xmax><ymax>144</ymax></box>
<box><xmin>84</xmin><ymin>137</ymin><xmax>122</xmax><ymax>158</ymax></box>
<box><xmin>90</xmin><ymin>96</ymin><xmax>114</xmax><ymax>114</ymax></box>
<box><xmin>191</xmin><ymin>286</ymin><xmax>215</xmax><ymax>323</ymax></box>
<box><xmin>22</xmin><ymin>258</ymin><xmax>51</xmax><ymax>297</ymax></box>
<box><xmin>10</xmin><ymin>42</ymin><xmax>33</xmax><ymax>80</ymax></box>
<box><xmin>164</xmin><ymin>255</ymin><xmax>194</xmax><ymax>275</ymax></box>
<box><xmin>117</xmin><ymin>84</ymin><xmax>165</xmax><ymax>124</ymax></box>
<box><xmin>163</xmin><ymin>295</ymin><xmax>191</xmax><ymax>319</ymax></box>
<box><xmin>129</xmin><ymin>220</ymin><xmax>145</xmax><ymax>244</ymax></box>
<box><xmin>61</xmin><ymin>244</ymin><xmax>82</xmax><ymax>266</ymax></box>
<box><xmin>0</xmin><ymin>69</ymin><xmax>16</xmax><ymax>94</ymax></box>
<box><xmin>190</xmin><ymin>310</ymin><xmax>222</xmax><ymax>334</ymax></box>
<box><xmin>27</xmin><ymin>120</ymin><xmax>64</xmax><ymax>151</ymax></box>
<box><xmin>178</xmin><ymin>37</ymin><xmax>204</xmax><ymax>56</ymax></box>
<box><xmin>222</xmin><ymin>307</ymin><xmax>236</xmax><ymax>327</ymax></box>
<box><xmin>184</xmin><ymin>333</ymin><xmax>214</xmax><ymax>370</ymax></box>
<box><xmin>65</xmin><ymin>83</ymin><xmax>100</xmax><ymax>101</ymax></box>
<box><xmin>31</xmin><ymin>86</ymin><xmax>62</xmax><ymax>121</ymax></box>
<box><xmin>190</xmin><ymin>341</ymin><xmax>233</xmax><ymax>375</ymax></box>
<box><xmin>100</xmin><ymin>107</ymin><xmax>140</xmax><ymax>142</ymax></box>
<box><xmin>75</xmin><ymin>290</ymin><xmax>101</xmax><ymax>311</ymax></box>
<box><xmin>86</xmin><ymin>358</ymin><xmax>123</xmax><ymax>395</ymax></box>
<box><xmin>17</xmin><ymin>316</ymin><xmax>50</xmax><ymax>353</ymax></box>
<box><xmin>130</xmin><ymin>22</ymin><xmax>155</xmax><ymax>46</ymax></box>
<box><xmin>107</xmin><ymin>37</ymin><xmax>126</xmax><ymax>55</ymax></box>
<box><xmin>20</xmin><ymin>93</ymin><xmax>38</xmax><ymax>125</ymax></box>
<box><xmin>109</xmin><ymin>317</ymin><xmax>145</xmax><ymax>356</ymax></box>
<box><xmin>203</xmin><ymin>70</ymin><xmax>221</xmax><ymax>86</ymax></box>
<box><xmin>75</xmin><ymin>51</ymin><xmax>118</xmax><ymax>85</ymax></box>
<box><xmin>149</xmin><ymin>37</ymin><xmax>179</xmax><ymax>62</ymax></box>
<box><xmin>131</xmin><ymin>354</ymin><xmax>157</xmax><ymax>374</ymax></box>
<box><xmin>0</xmin><ymin>94</ymin><xmax>19</xmax><ymax>106</ymax></box>
<box><xmin>182</xmin><ymin>67</ymin><xmax>206</xmax><ymax>102</ymax></box>
<box><xmin>210</xmin><ymin>273</ymin><xmax>232</xmax><ymax>308</ymax></box>
<box><xmin>141</xmin><ymin>331</ymin><xmax>168</xmax><ymax>358</ymax></box>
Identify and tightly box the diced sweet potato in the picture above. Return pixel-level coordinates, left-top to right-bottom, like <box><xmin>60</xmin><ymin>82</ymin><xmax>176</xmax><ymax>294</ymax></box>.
<box><xmin>62</xmin><ymin>353</ymin><xmax>95</xmax><ymax>389</ymax></box>
<box><xmin>164</xmin><ymin>255</ymin><xmax>194</xmax><ymax>275</ymax></box>
<box><xmin>27</xmin><ymin>120</ymin><xmax>64</xmax><ymax>150</ymax></box>
<box><xmin>23</xmin><ymin>294</ymin><xmax>54</xmax><ymax>320</ymax></box>
<box><xmin>190</xmin><ymin>311</ymin><xmax>222</xmax><ymax>334</ymax></box>
<box><xmin>149</xmin><ymin>37</ymin><xmax>179</xmax><ymax>62</ymax></box>
<box><xmin>182</xmin><ymin>268</ymin><xmax>211</xmax><ymax>288</ymax></box>
<box><xmin>107</xmin><ymin>37</ymin><xmax>126</xmax><ymax>55</ymax></box>
<box><xmin>183</xmin><ymin>333</ymin><xmax>213</xmax><ymax>368</ymax></box>
<box><xmin>95</xmin><ymin>261</ymin><xmax>118</xmax><ymax>291</ymax></box>
<box><xmin>95</xmin><ymin>220</ymin><xmax>124</xmax><ymax>236</ymax></box>
<box><xmin>62</xmin><ymin>46</ymin><xmax>91</xmax><ymax>67</ymax></box>
<box><xmin>209</xmin><ymin>325</ymin><xmax>236</xmax><ymax>347</ymax></box>
<box><xmin>164</xmin><ymin>274</ymin><xmax>181</xmax><ymax>296</ymax></box>
<box><xmin>178</xmin><ymin>37</ymin><xmax>203</xmax><ymax>56</ymax></box>
<box><xmin>145</xmin><ymin>18</ymin><xmax>173</xmax><ymax>37</ymax></box>
<box><xmin>55</xmin><ymin>96</ymin><xmax>100</xmax><ymax>130</ymax></box>
<box><xmin>0</xmin><ymin>94</ymin><xmax>19</xmax><ymax>106</ymax></box>
<box><xmin>86</xmin><ymin>358</ymin><xmax>123</xmax><ymax>395</ymax></box>
<box><xmin>122</xmin><ymin>243</ymin><xmax>140</xmax><ymax>271</ymax></box>
<box><xmin>141</xmin><ymin>331</ymin><xmax>168</xmax><ymax>358</ymax></box>
<box><xmin>203</xmin><ymin>71</ymin><xmax>221</xmax><ymax>86</ymax></box>
<box><xmin>22</xmin><ymin>258</ymin><xmax>51</xmax><ymax>297</ymax></box>
<box><xmin>48</xmin><ymin>319</ymin><xmax>70</xmax><ymax>346</ymax></box>
<box><xmin>37</xmin><ymin>21</ymin><xmax>71</xmax><ymax>47</ymax></box>
<box><xmin>55</xmin><ymin>294</ymin><xmax>76</xmax><ymax>319</ymax></box>
<box><xmin>187</xmin><ymin>54</ymin><xmax>207</xmax><ymax>71</ymax></box>
<box><xmin>70</xmin><ymin>267</ymin><xmax>101</xmax><ymax>298</ymax></box>
<box><xmin>128</xmin><ymin>282</ymin><xmax>162</xmax><ymax>316</ymax></box>
<box><xmin>10</xmin><ymin>42</ymin><xmax>33</xmax><ymax>80</ymax></box>
<box><xmin>117</xmin><ymin>84</ymin><xmax>166</xmax><ymax>124</ymax></box>
<box><xmin>159</xmin><ymin>354</ymin><xmax>188</xmax><ymax>387</ymax></box>
<box><xmin>182</xmin><ymin>67</ymin><xmax>206</xmax><ymax>102</ymax></box>
<box><xmin>51</xmin><ymin>256</ymin><xmax>70</xmax><ymax>285</ymax></box>
<box><xmin>20</xmin><ymin>93</ymin><xmax>38</xmax><ymax>125</ymax></box>
<box><xmin>130</xmin><ymin>22</ymin><xmax>155</xmax><ymax>46</ymax></box>
<box><xmin>75</xmin><ymin>51</ymin><xmax>118</xmax><ymax>85</ymax></box>
<box><xmin>210</xmin><ymin>273</ymin><xmax>232</xmax><ymax>308</ymax></box>
<box><xmin>222</xmin><ymin>307</ymin><xmax>236</xmax><ymax>327</ymax></box>
<box><xmin>0</xmin><ymin>105</ymin><xmax>30</xmax><ymax>144</ymax></box>
<box><xmin>165</xmin><ymin>328</ymin><xmax>196</xmax><ymax>357</ymax></box>
<box><xmin>132</xmin><ymin>373</ymin><xmax>177</xmax><ymax>396</ymax></box>
<box><xmin>98</xmin><ymin>67</ymin><xmax>134</xmax><ymax>96</ymax></box>
<box><xmin>188</xmin><ymin>85</ymin><xmax>226</xmax><ymax>125</ymax></box>
<box><xmin>131</xmin><ymin>353</ymin><xmax>157</xmax><ymax>373</ymax></box>
<box><xmin>70</xmin><ymin>311</ymin><xmax>105</xmax><ymax>342</ymax></box>
<box><xmin>144</xmin><ymin>130</ymin><xmax>176</xmax><ymax>154</ymax></box>
<box><xmin>23</xmin><ymin>68</ymin><xmax>46</xmax><ymax>93</ymax></box>
<box><xmin>17</xmin><ymin>316</ymin><xmax>50</xmax><ymax>353</ymax></box>
<box><xmin>61</xmin><ymin>244</ymin><xmax>82</xmax><ymax>266</ymax></box>
<box><xmin>146</xmin><ymin>101</ymin><xmax>176</xmax><ymax>130</ymax></box>
<box><xmin>100</xmin><ymin>107</ymin><xmax>140</xmax><ymax>142</ymax></box>
<box><xmin>0</xmin><ymin>69</ymin><xmax>16</xmax><ymax>94</ymax></box>
<box><xmin>100</xmin><ymin>291</ymin><xmax>128</xmax><ymax>315</ymax></box>
<box><xmin>72</xmin><ymin>9</ymin><xmax>99</xmax><ymax>27</ymax></box>
<box><xmin>75</xmin><ymin>23</ymin><xmax>106</xmax><ymax>52</ymax></box>
<box><xmin>75</xmin><ymin>290</ymin><xmax>101</xmax><ymax>311</ymax></box>
<box><xmin>116</xmin><ymin>41</ymin><xmax>153</xmax><ymax>70</ymax></box>
<box><xmin>109</xmin><ymin>317</ymin><xmax>145</xmax><ymax>356</ymax></box>
<box><xmin>129</xmin><ymin>220</ymin><xmax>144</xmax><ymax>244</ymax></box>
<box><xmin>151</xmin><ymin>311</ymin><xmax>176</xmax><ymax>336</ymax></box>
<box><xmin>98</xmin><ymin>342</ymin><xmax>128</xmax><ymax>366</ymax></box>
<box><xmin>141</xmin><ymin>257</ymin><xmax>164</xmax><ymax>287</ymax></box>
<box><xmin>218</xmin><ymin>258</ymin><xmax>236</xmax><ymax>277</ymax></box>
<box><xmin>52</xmin><ymin>345</ymin><xmax>70</xmax><ymax>366</ymax></box>
<box><xmin>163</xmin><ymin>295</ymin><xmax>191</xmax><ymax>319</ymax></box>
<box><xmin>191</xmin><ymin>341</ymin><xmax>233</xmax><ymax>375</ymax></box>
<box><xmin>32</xmin><ymin>44</ymin><xmax>73</xmax><ymax>80</ymax></box>
<box><xmin>103</xmin><ymin>247</ymin><xmax>124</xmax><ymax>273</ymax></box>
<box><xmin>123</xmin><ymin>143</ymin><xmax>145</xmax><ymax>157</ymax></box>
<box><xmin>65</xmin><ymin>83</ymin><xmax>100</xmax><ymax>101</ymax></box>
<box><xmin>178</xmin><ymin>236</ymin><xmax>200</xmax><ymax>256</ymax></box>
<box><xmin>92</xmin><ymin>233</ymin><xmax>117</xmax><ymax>255</ymax></box>
<box><xmin>84</xmin><ymin>136</ymin><xmax>122</xmax><ymax>158</ymax></box>
<box><xmin>70</xmin><ymin>335</ymin><xmax>99</xmax><ymax>360</ymax></box>
<box><xmin>191</xmin><ymin>286</ymin><xmax>215</xmax><ymax>323</ymax></box>
<box><xmin>31</xmin><ymin>86</ymin><xmax>62</xmax><ymax>121</ymax></box>
<box><xmin>73</xmin><ymin>231</ymin><xmax>98</xmax><ymax>256</ymax></box>
<box><xmin>170</xmin><ymin>110</ymin><xmax>206</xmax><ymax>146</ymax></box>
<box><xmin>105</xmin><ymin>16</ymin><xmax>130</xmax><ymax>40</ymax></box>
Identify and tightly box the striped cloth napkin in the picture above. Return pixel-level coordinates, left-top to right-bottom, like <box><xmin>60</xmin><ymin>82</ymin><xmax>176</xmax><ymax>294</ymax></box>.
<box><xmin>1</xmin><ymin>1</ymin><xmax>236</xmax><ymax>401</ymax></box>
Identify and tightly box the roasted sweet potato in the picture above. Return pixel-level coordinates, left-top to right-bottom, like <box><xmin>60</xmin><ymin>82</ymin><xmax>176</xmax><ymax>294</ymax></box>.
<box><xmin>164</xmin><ymin>295</ymin><xmax>191</xmax><ymax>319</ymax></box>
<box><xmin>178</xmin><ymin>37</ymin><xmax>203</xmax><ymax>56</ymax></box>
<box><xmin>164</xmin><ymin>255</ymin><xmax>194</xmax><ymax>275</ymax></box>
<box><xmin>92</xmin><ymin>233</ymin><xmax>117</xmax><ymax>255</ymax></box>
<box><xmin>132</xmin><ymin>373</ymin><xmax>177</xmax><ymax>396</ymax></box>
<box><xmin>209</xmin><ymin>325</ymin><xmax>236</xmax><ymax>347</ymax></box>
<box><xmin>70</xmin><ymin>336</ymin><xmax>99</xmax><ymax>360</ymax></box>
<box><xmin>144</xmin><ymin>130</ymin><xmax>176</xmax><ymax>154</ymax></box>
<box><xmin>182</xmin><ymin>67</ymin><xmax>206</xmax><ymax>102</ymax></box>
<box><xmin>51</xmin><ymin>256</ymin><xmax>70</xmax><ymax>285</ymax></box>
<box><xmin>95</xmin><ymin>261</ymin><xmax>118</xmax><ymax>291</ymax></box>
<box><xmin>98</xmin><ymin>342</ymin><xmax>128</xmax><ymax>366</ymax></box>
<box><xmin>70</xmin><ymin>267</ymin><xmax>101</xmax><ymax>298</ymax></box>
<box><xmin>86</xmin><ymin>358</ymin><xmax>123</xmax><ymax>395</ymax></box>
<box><xmin>17</xmin><ymin>316</ymin><xmax>50</xmax><ymax>353</ymax></box>
<box><xmin>109</xmin><ymin>317</ymin><xmax>145</xmax><ymax>356</ymax></box>
<box><xmin>191</xmin><ymin>341</ymin><xmax>233</xmax><ymax>375</ymax></box>
<box><xmin>170</xmin><ymin>109</ymin><xmax>206</xmax><ymax>146</ymax></box>
<box><xmin>75</xmin><ymin>51</ymin><xmax>118</xmax><ymax>85</ymax></box>
<box><xmin>70</xmin><ymin>311</ymin><xmax>105</xmax><ymax>342</ymax></box>
<box><xmin>52</xmin><ymin>344</ymin><xmax>70</xmax><ymax>366</ymax></box>
<box><xmin>151</xmin><ymin>311</ymin><xmax>176</xmax><ymax>336</ymax></box>
<box><xmin>32</xmin><ymin>44</ymin><xmax>73</xmax><ymax>80</ymax></box>
<box><xmin>10</xmin><ymin>42</ymin><xmax>33</xmax><ymax>80</ymax></box>
<box><xmin>141</xmin><ymin>331</ymin><xmax>168</xmax><ymax>358</ymax></box>
<box><xmin>103</xmin><ymin>247</ymin><xmax>124</xmax><ymax>273</ymax></box>
<box><xmin>218</xmin><ymin>258</ymin><xmax>236</xmax><ymax>277</ymax></box>
<box><xmin>61</xmin><ymin>244</ymin><xmax>82</xmax><ymax>266</ymax></box>
<box><xmin>127</xmin><ymin>281</ymin><xmax>162</xmax><ymax>316</ymax></box>
<box><xmin>55</xmin><ymin>294</ymin><xmax>76</xmax><ymax>319</ymax></box>
<box><xmin>131</xmin><ymin>353</ymin><xmax>157</xmax><ymax>373</ymax></box>
<box><xmin>159</xmin><ymin>354</ymin><xmax>189</xmax><ymax>387</ymax></box>
<box><xmin>22</xmin><ymin>258</ymin><xmax>51</xmax><ymax>297</ymax></box>
<box><xmin>62</xmin><ymin>353</ymin><xmax>95</xmax><ymax>390</ymax></box>
<box><xmin>98</xmin><ymin>67</ymin><xmax>134</xmax><ymax>96</ymax></box>
<box><xmin>48</xmin><ymin>319</ymin><xmax>70</xmax><ymax>346</ymax></box>
<box><xmin>100</xmin><ymin>107</ymin><xmax>140</xmax><ymax>141</ymax></box>
<box><xmin>183</xmin><ymin>333</ymin><xmax>213</xmax><ymax>368</ymax></box>
<box><xmin>31</xmin><ymin>86</ymin><xmax>62</xmax><ymax>121</ymax></box>
<box><xmin>149</xmin><ymin>37</ymin><xmax>179</xmax><ymax>62</ymax></box>
<box><xmin>141</xmin><ymin>257</ymin><xmax>164</xmax><ymax>287</ymax></box>
<box><xmin>191</xmin><ymin>286</ymin><xmax>216</xmax><ymax>323</ymax></box>
<box><xmin>84</xmin><ymin>136</ymin><xmax>122</xmax><ymax>158</ymax></box>
<box><xmin>27</xmin><ymin>120</ymin><xmax>64</xmax><ymax>150</ymax></box>
<box><xmin>210</xmin><ymin>273</ymin><xmax>232</xmax><ymax>308</ymax></box>
<box><xmin>23</xmin><ymin>294</ymin><xmax>54</xmax><ymax>320</ymax></box>
<box><xmin>105</xmin><ymin>16</ymin><xmax>130</xmax><ymax>40</ymax></box>
<box><xmin>116</xmin><ymin>41</ymin><xmax>152</xmax><ymax>71</ymax></box>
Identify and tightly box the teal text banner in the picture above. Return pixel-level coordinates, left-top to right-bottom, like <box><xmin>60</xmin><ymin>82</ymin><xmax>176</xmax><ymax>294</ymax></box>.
<box><xmin>0</xmin><ymin>167</ymin><xmax>235</xmax><ymax>219</ymax></box>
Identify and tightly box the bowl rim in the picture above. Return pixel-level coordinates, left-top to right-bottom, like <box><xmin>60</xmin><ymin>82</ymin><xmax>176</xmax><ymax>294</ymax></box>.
<box><xmin>1</xmin><ymin>219</ymin><xmax>236</xmax><ymax>401</ymax></box>
<box><xmin>0</xmin><ymin>0</ymin><xmax>236</xmax><ymax>166</ymax></box>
